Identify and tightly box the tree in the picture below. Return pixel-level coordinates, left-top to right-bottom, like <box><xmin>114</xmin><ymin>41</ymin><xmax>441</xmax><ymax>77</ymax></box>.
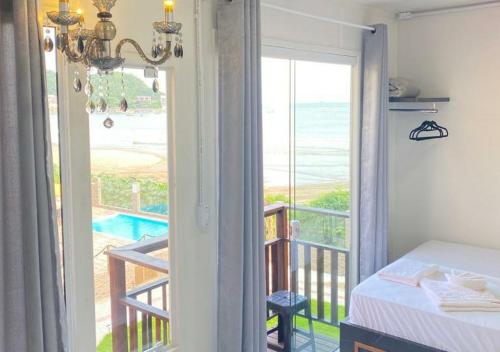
<box><xmin>309</xmin><ymin>188</ymin><xmax>350</xmax><ymax>211</ymax></box>
<box><xmin>89</xmin><ymin>72</ymin><xmax>164</xmax><ymax>110</ymax></box>
<box><xmin>46</xmin><ymin>70</ymin><xmax>57</xmax><ymax>96</ymax></box>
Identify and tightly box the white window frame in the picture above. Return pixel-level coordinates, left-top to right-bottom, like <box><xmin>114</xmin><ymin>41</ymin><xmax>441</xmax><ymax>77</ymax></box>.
<box><xmin>56</xmin><ymin>53</ymin><xmax>179</xmax><ymax>351</ymax></box>
<box><xmin>261</xmin><ymin>39</ymin><xmax>362</xmax><ymax>290</ymax></box>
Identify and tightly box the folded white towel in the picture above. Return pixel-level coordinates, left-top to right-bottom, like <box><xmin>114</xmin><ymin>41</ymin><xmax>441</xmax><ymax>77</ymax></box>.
<box><xmin>421</xmin><ymin>278</ymin><xmax>500</xmax><ymax>312</ymax></box>
<box><xmin>378</xmin><ymin>258</ymin><xmax>439</xmax><ymax>287</ymax></box>
<box><xmin>446</xmin><ymin>270</ymin><xmax>487</xmax><ymax>291</ymax></box>
<box><xmin>389</xmin><ymin>78</ymin><xmax>421</xmax><ymax>98</ymax></box>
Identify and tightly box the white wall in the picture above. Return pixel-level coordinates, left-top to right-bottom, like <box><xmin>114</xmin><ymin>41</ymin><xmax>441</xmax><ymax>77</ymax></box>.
<box><xmin>390</xmin><ymin>6</ymin><xmax>500</xmax><ymax>260</ymax></box>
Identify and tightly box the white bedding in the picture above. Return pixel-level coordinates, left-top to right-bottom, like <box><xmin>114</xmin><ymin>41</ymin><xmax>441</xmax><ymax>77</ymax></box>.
<box><xmin>349</xmin><ymin>241</ymin><xmax>500</xmax><ymax>352</ymax></box>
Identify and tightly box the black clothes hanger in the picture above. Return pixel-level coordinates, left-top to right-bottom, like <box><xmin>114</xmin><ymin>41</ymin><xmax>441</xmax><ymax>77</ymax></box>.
<box><xmin>409</xmin><ymin>120</ymin><xmax>448</xmax><ymax>141</ymax></box>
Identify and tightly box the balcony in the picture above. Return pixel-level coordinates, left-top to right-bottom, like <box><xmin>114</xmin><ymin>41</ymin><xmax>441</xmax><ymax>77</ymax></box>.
<box><xmin>264</xmin><ymin>204</ymin><xmax>349</xmax><ymax>352</ymax></box>
<box><xmin>107</xmin><ymin>204</ymin><xmax>349</xmax><ymax>352</ymax></box>
<box><xmin>106</xmin><ymin>237</ymin><xmax>170</xmax><ymax>352</ymax></box>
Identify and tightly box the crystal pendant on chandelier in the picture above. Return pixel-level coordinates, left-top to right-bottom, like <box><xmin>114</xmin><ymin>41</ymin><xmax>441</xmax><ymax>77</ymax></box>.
<box><xmin>119</xmin><ymin>98</ymin><xmax>128</xmax><ymax>112</ymax></box>
<box><xmin>73</xmin><ymin>77</ymin><xmax>82</xmax><ymax>92</ymax></box>
<box><xmin>85</xmin><ymin>100</ymin><xmax>96</xmax><ymax>114</ymax></box>
<box><xmin>152</xmin><ymin>79</ymin><xmax>159</xmax><ymax>93</ymax></box>
<box><xmin>77</xmin><ymin>36</ymin><xmax>85</xmax><ymax>53</ymax></box>
<box><xmin>97</xmin><ymin>97</ymin><xmax>107</xmax><ymax>113</ymax></box>
<box><xmin>174</xmin><ymin>34</ymin><xmax>183</xmax><ymax>58</ymax></box>
<box><xmin>156</xmin><ymin>42</ymin><xmax>164</xmax><ymax>57</ymax></box>
<box><xmin>85</xmin><ymin>81</ymin><xmax>94</xmax><ymax>96</ymax></box>
<box><xmin>103</xmin><ymin>117</ymin><xmax>114</xmax><ymax>129</ymax></box>
<box><xmin>44</xmin><ymin>36</ymin><xmax>54</xmax><ymax>52</ymax></box>
<box><xmin>156</xmin><ymin>44</ymin><xmax>164</xmax><ymax>57</ymax></box>
<box><xmin>151</xmin><ymin>30</ymin><xmax>158</xmax><ymax>58</ymax></box>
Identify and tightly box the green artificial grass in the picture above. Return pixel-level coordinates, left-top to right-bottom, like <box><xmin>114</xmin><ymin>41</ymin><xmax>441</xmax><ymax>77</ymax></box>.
<box><xmin>97</xmin><ymin>317</ymin><xmax>167</xmax><ymax>352</ymax></box>
<box><xmin>97</xmin><ymin>333</ymin><xmax>112</xmax><ymax>352</ymax></box>
<box><xmin>267</xmin><ymin>300</ymin><xmax>345</xmax><ymax>342</ymax></box>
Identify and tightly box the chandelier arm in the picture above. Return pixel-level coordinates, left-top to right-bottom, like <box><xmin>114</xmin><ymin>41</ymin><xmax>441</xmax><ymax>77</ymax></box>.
<box><xmin>62</xmin><ymin>37</ymin><xmax>98</xmax><ymax>64</ymax></box>
<box><xmin>115</xmin><ymin>39</ymin><xmax>172</xmax><ymax>66</ymax></box>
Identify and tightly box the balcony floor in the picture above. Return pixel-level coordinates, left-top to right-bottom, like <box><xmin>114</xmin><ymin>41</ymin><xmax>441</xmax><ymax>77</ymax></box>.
<box><xmin>267</xmin><ymin>330</ymin><xmax>339</xmax><ymax>352</ymax></box>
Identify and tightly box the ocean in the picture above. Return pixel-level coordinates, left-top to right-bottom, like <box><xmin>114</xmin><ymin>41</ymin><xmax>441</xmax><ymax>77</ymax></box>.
<box><xmin>263</xmin><ymin>102</ymin><xmax>351</xmax><ymax>187</ymax></box>
<box><xmin>50</xmin><ymin>101</ymin><xmax>350</xmax><ymax>188</ymax></box>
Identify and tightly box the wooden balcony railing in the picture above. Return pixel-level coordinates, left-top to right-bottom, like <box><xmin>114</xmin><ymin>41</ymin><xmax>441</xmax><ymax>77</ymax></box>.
<box><xmin>264</xmin><ymin>203</ymin><xmax>350</xmax><ymax>327</ymax></box>
<box><xmin>107</xmin><ymin>203</ymin><xmax>350</xmax><ymax>351</ymax></box>
<box><xmin>264</xmin><ymin>204</ymin><xmax>290</xmax><ymax>294</ymax></box>
<box><xmin>107</xmin><ymin>237</ymin><xmax>170</xmax><ymax>352</ymax></box>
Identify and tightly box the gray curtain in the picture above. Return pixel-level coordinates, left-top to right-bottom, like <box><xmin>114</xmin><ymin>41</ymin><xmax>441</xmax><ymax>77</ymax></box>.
<box><xmin>0</xmin><ymin>1</ymin><xmax>68</xmax><ymax>351</ymax></box>
<box><xmin>359</xmin><ymin>24</ymin><xmax>389</xmax><ymax>282</ymax></box>
<box><xmin>217</xmin><ymin>0</ymin><xmax>266</xmax><ymax>351</ymax></box>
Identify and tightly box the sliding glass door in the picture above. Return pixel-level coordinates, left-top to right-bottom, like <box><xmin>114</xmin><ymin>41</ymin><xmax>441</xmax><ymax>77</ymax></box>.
<box><xmin>263</xmin><ymin>53</ymin><xmax>354</xmax><ymax>351</ymax></box>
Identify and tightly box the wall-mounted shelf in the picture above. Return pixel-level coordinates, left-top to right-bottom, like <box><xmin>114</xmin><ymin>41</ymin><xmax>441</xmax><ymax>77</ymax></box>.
<box><xmin>389</xmin><ymin>97</ymin><xmax>450</xmax><ymax>113</ymax></box>
<box><xmin>390</xmin><ymin>97</ymin><xmax>450</xmax><ymax>103</ymax></box>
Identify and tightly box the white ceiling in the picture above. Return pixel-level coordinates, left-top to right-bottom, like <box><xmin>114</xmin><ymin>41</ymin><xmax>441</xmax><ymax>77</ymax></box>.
<box><xmin>355</xmin><ymin>0</ymin><xmax>496</xmax><ymax>12</ymax></box>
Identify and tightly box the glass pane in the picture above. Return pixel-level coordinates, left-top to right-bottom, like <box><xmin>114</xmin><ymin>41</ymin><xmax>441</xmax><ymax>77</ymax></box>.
<box><xmin>262</xmin><ymin>57</ymin><xmax>293</xmax><ymax>349</ymax></box>
<box><xmin>262</xmin><ymin>56</ymin><xmax>352</xmax><ymax>351</ymax></box>
<box><xmin>89</xmin><ymin>68</ymin><xmax>171</xmax><ymax>351</ymax></box>
<box><xmin>293</xmin><ymin>60</ymin><xmax>351</xmax><ymax>245</ymax></box>
<box><xmin>43</xmin><ymin>26</ymin><xmax>65</xmax><ymax>287</ymax></box>
<box><xmin>263</xmin><ymin>57</ymin><xmax>292</xmax><ymax>239</ymax></box>
<box><xmin>292</xmin><ymin>60</ymin><xmax>352</xmax><ymax>351</ymax></box>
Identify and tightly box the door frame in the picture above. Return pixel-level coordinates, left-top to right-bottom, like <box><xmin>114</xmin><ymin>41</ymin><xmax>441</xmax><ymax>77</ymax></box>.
<box><xmin>57</xmin><ymin>54</ymin><xmax>179</xmax><ymax>350</ymax></box>
<box><xmin>261</xmin><ymin>38</ymin><xmax>361</xmax><ymax>291</ymax></box>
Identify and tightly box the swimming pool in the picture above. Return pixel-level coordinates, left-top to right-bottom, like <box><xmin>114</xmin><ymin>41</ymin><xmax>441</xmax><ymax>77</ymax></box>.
<box><xmin>92</xmin><ymin>214</ymin><xmax>168</xmax><ymax>241</ymax></box>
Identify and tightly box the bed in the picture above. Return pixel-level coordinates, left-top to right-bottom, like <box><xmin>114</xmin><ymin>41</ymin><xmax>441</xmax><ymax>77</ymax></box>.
<box><xmin>340</xmin><ymin>241</ymin><xmax>500</xmax><ymax>352</ymax></box>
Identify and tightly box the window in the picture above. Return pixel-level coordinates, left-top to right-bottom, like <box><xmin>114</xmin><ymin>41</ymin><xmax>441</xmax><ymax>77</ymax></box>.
<box><xmin>88</xmin><ymin>68</ymin><xmax>171</xmax><ymax>350</ymax></box>
<box><xmin>43</xmin><ymin>26</ymin><xmax>65</xmax><ymax>287</ymax></box>
<box><xmin>262</xmin><ymin>53</ymin><xmax>354</xmax><ymax>349</ymax></box>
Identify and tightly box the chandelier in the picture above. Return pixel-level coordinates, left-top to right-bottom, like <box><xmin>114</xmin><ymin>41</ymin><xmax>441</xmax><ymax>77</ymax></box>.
<box><xmin>45</xmin><ymin>0</ymin><xmax>183</xmax><ymax>128</ymax></box>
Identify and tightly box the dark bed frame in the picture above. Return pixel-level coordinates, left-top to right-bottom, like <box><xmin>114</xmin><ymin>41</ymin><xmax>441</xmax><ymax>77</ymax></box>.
<box><xmin>340</xmin><ymin>319</ymin><xmax>446</xmax><ymax>352</ymax></box>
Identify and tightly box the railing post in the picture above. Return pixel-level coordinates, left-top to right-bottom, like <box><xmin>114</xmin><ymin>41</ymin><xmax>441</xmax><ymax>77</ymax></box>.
<box><xmin>92</xmin><ymin>177</ymin><xmax>102</xmax><ymax>207</ymax></box>
<box><xmin>109</xmin><ymin>256</ymin><xmax>128</xmax><ymax>352</ymax></box>
<box><xmin>290</xmin><ymin>220</ymin><xmax>301</xmax><ymax>294</ymax></box>
<box><xmin>276</xmin><ymin>205</ymin><xmax>289</xmax><ymax>291</ymax></box>
<box><xmin>132</xmin><ymin>182</ymin><xmax>141</xmax><ymax>212</ymax></box>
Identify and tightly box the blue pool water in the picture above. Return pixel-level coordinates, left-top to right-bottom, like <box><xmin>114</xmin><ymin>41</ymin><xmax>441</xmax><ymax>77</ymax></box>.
<box><xmin>140</xmin><ymin>204</ymin><xmax>169</xmax><ymax>215</ymax></box>
<box><xmin>92</xmin><ymin>214</ymin><xmax>168</xmax><ymax>241</ymax></box>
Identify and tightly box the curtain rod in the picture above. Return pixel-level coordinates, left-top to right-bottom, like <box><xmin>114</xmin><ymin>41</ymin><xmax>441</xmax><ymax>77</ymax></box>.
<box><xmin>261</xmin><ymin>3</ymin><xmax>376</xmax><ymax>32</ymax></box>
<box><xmin>398</xmin><ymin>1</ymin><xmax>500</xmax><ymax>19</ymax></box>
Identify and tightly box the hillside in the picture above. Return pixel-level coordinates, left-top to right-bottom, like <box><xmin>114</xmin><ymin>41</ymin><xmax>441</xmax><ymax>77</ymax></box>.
<box><xmin>45</xmin><ymin>70</ymin><xmax>165</xmax><ymax>110</ymax></box>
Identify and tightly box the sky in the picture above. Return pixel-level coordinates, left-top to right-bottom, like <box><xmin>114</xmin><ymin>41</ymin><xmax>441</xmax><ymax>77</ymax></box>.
<box><xmin>262</xmin><ymin>57</ymin><xmax>352</xmax><ymax>105</ymax></box>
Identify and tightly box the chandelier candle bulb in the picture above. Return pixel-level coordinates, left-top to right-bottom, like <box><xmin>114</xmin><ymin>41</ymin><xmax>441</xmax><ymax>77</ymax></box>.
<box><xmin>164</xmin><ymin>0</ymin><xmax>174</xmax><ymax>23</ymax></box>
<box><xmin>76</xmin><ymin>8</ymin><xmax>84</xmax><ymax>25</ymax></box>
